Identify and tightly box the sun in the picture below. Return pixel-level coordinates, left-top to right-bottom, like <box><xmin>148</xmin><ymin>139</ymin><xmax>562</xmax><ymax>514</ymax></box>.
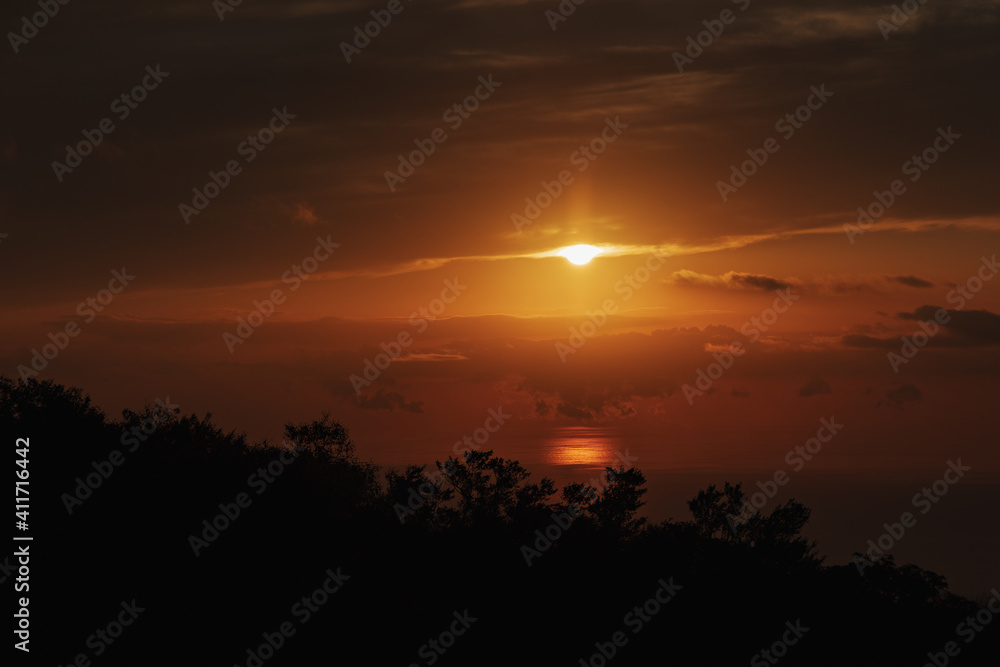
<box><xmin>558</xmin><ymin>244</ymin><xmax>602</xmax><ymax>265</ymax></box>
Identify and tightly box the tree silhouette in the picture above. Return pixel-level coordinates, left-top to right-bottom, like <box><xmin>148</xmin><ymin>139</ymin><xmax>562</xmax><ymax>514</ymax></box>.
<box><xmin>385</xmin><ymin>463</ymin><xmax>455</xmax><ymax>527</ymax></box>
<box><xmin>283</xmin><ymin>410</ymin><xmax>355</xmax><ymax>462</ymax></box>
<box><xmin>587</xmin><ymin>466</ymin><xmax>648</xmax><ymax>540</ymax></box>
<box><xmin>434</xmin><ymin>449</ymin><xmax>555</xmax><ymax>526</ymax></box>
<box><xmin>686</xmin><ymin>481</ymin><xmax>751</xmax><ymax>541</ymax></box>
<box><xmin>683</xmin><ymin>481</ymin><xmax>820</xmax><ymax>571</ymax></box>
<box><xmin>5</xmin><ymin>375</ymin><xmax>994</xmax><ymax>667</ymax></box>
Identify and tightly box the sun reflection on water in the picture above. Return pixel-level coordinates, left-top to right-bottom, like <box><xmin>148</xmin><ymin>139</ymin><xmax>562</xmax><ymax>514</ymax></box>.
<box><xmin>544</xmin><ymin>427</ymin><xmax>619</xmax><ymax>468</ymax></box>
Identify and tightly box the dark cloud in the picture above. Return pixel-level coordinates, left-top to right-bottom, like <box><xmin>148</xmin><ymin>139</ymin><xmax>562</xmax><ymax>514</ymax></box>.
<box><xmin>556</xmin><ymin>403</ymin><xmax>591</xmax><ymax>421</ymax></box>
<box><xmin>798</xmin><ymin>378</ymin><xmax>832</xmax><ymax>397</ymax></box>
<box><xmin>672</xmin><ymin>272</ymin><xmax>943</xmax><ymax>296</ymax></box>
<box><xmin>669</xmin><ymin>271</ymin><xmax>791</xmax><ymax>292</ymax></box>
<box><xmin>899</xmin><ymin>307</ymin><xmax>1000</xmax><ymax>344</ymax></box>
<box><xmin>730</xmin><ymin>274</ymin><xmax>792</xmax><ymax>292</ymax></box>
<box><xmin>353</xmin><ymin>389</ymin><xmax>423</xmax><ymax>413</ymax></box>
<box><xmin>844</xmin><ymin>307</ymin><xmax>1000</xmax><ymax>349</ymax></box>
<box><xmin>892</xmin><ymin>275</ymin><xmax>934</xmax><ymax>288</ymax></box>
<box><xmin>884</xmin><ymin>384</ymin><xmax>922</xmax><ymax>408</ymax></box>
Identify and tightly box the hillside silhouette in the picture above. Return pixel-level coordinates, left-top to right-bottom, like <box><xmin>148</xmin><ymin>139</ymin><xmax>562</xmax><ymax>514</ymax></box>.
<box><xmin>2</xmin><ymin>376</ymin><xmax>996</xmax><ymax>666</ymax></box>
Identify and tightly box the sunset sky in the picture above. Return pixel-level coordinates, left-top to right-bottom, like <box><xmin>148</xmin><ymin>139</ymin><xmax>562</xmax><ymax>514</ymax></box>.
<box><xmin>2</xmin><ymin>0</ymin><xmax>999</xmax><ymax>591</ymax></box>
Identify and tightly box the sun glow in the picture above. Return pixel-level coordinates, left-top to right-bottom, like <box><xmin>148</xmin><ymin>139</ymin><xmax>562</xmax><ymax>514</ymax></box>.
<box><xmin>558</xmin><ymin>244</ymin><xmax>602</xmax><ymax>265</ymax></box>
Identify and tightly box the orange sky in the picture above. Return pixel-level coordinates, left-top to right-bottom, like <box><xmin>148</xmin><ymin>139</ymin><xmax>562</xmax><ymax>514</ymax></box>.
<box><xmin>2</xmin><ymin>0</ymin><xmax>999</xmax><ymax>488</ymax></box>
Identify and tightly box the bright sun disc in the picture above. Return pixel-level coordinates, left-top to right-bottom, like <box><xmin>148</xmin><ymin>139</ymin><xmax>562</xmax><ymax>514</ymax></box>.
<box><xmin>558</xmin><ymin>244</ymin><xmax>602</xmax><ymax>265</ymax></box>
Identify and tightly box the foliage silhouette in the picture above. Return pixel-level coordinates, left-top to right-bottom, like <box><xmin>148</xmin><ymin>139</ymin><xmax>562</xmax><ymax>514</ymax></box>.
<box><xmin>2</xmin><ymin>376</ymin><xmax>995</xmax><ymax>667</ymax></box>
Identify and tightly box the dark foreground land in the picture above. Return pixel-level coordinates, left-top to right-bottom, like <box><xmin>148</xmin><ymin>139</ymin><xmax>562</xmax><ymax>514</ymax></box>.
<box><xmin>3</xmin><ymin>377</ymin><xmax>997</xmax><ymax>666</ymax></box>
